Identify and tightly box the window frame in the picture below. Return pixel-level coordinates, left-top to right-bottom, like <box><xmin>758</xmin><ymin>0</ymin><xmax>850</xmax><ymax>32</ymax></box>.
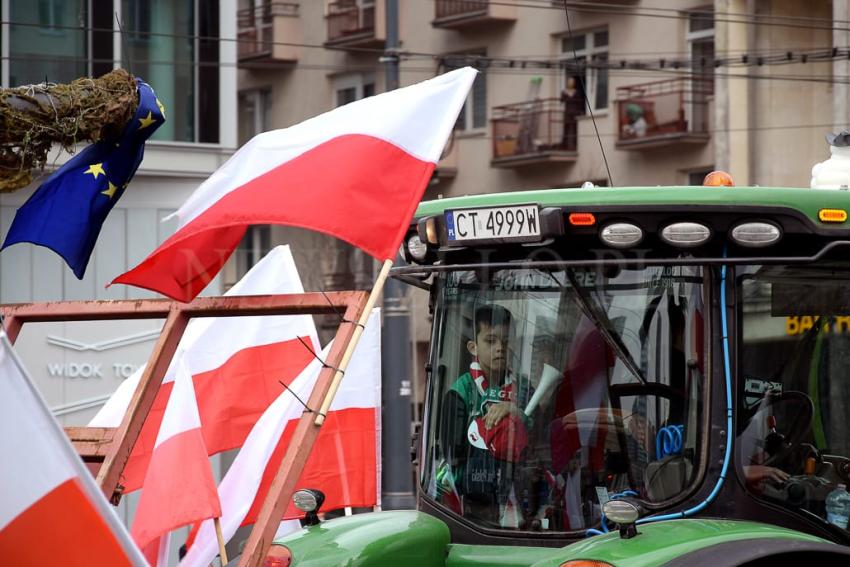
<box><xmin>558</xmin><ymin>28</ymin><xmax>609</xmax><ymax>113</ymax></box>
<box><xmin>419</xmin><ymin>265</ymin><xmax>713</xmax><ymax>536</ymax></box>
<box><xmin>238</xmin><ymin>88</ymin><xmax>271</xmax><ymax>145</ymax></box>
<box><xmin>441</xmin><ymin>51</ymin><xmax>487</xmax><ymax>133</ymax></box>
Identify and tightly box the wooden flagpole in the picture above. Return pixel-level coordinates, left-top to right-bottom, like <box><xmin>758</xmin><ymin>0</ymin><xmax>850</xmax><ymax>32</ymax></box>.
<box><xmin>314</xmin><ymin>259</ymin><xmax>393</xmax><ymax>425</ymax></box>
<box><xmin>214</xmin><ymin>517</ymin><xmax>228</xmax><ymax>564</ymax></box>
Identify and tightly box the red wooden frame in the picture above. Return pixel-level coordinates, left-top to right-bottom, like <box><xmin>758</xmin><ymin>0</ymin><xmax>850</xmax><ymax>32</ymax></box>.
<box><xmin>1</xmin><ymin>291</ymin><xmax>369</xmax><ymax>566</ymax></box>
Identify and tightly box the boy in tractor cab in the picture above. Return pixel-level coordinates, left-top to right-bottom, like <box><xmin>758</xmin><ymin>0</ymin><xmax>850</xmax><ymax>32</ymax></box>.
<box><xmin>438</xmin><ymin>304</ymin><xmax>534</xmax><ymax>528</ymax></box>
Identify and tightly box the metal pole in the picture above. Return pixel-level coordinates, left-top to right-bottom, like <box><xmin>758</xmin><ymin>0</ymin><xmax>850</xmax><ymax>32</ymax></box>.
<box><xmin>380</xmin><ymin>0</ymin><xmax>415</xmax><ymax>511</ymax></box>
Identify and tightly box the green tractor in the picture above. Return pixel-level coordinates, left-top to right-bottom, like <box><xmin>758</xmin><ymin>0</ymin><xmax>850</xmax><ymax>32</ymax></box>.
<box><xmin>268</xmin><ymin>180</ymin><xmax>850</xmax><ymax>566</ymax></box>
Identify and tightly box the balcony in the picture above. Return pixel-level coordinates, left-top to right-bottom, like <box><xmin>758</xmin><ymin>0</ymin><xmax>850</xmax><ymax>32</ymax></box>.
<box><xmin>491</xmin><ymin>98</ymin><xmax>578</xmax><ymax>168</ymax></box>
<box><xmin>326</xmin><ymin>0</ymin><xmax>385</xmax><ymax>49</ymax></box>
<box><xmin>433</xmin><ymin>0</ymin><xmax>517</xmax><ymax>29</ymax></box>
<box><xmin>615</xmin><ymin>78</ymin><xmax>713</xmax><ymax>150</ymax></box>
<box><xmin>237</xmin><ymin>2</ymin><xmax>300</xmax><ymax>66</ymax></box>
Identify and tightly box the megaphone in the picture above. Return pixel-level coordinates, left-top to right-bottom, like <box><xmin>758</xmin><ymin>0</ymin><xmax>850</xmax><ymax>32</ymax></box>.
<box><xmin>524</xmin><ymin>363</ymin><xmax>563</xmax><ymax>416</ymax></box>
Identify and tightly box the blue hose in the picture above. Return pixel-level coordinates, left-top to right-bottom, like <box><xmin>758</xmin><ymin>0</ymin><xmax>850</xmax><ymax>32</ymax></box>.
<box><xmin>656</xmin><ymin>425</ymin><xmax>685</xmax><ymax>459</ymax></box>
<box><xmin>585</xmin><ymin>261</ymin><xmax>734</xmax><ymax>536</ymax></box>
<box><xmin>636</xmin><ymin>260</ymin><xmax>734</xmax><ymax>525</ymax></box>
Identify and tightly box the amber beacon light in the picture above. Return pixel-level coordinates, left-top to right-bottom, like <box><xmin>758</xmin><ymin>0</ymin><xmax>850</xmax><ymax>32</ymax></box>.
<box><xmin>703</xmin><ymin>170</ymin><xmax>735</xmax><ymax>187</ymax></box>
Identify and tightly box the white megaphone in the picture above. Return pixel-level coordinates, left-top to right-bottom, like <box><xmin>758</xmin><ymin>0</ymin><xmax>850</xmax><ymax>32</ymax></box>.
<box><xmin>524</xmin><ymin>363</ymin><xmax>563</xmax><ymax>416</ymax></box>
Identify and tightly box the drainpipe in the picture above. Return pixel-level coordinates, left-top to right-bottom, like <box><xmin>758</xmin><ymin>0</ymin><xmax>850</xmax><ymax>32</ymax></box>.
<box><xmin>834</xmin><ymin>1</ymin><xmax>849</xmax><ymax>132</ymax></box>
<box><xmin>381</xmin><ymin>0</ymin><xmax>416</xmax><ymax>511</ymax></box>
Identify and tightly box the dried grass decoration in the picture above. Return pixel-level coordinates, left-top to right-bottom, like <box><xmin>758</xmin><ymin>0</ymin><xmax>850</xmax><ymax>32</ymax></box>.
<box><xmin>0</xmin><ymin>68</ymin><xmax>138</xmax><ymax>193</ymax></box>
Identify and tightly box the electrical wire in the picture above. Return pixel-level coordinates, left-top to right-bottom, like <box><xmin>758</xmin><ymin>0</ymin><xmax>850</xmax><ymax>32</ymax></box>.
<box><xmin>3</xmin><ymin>15</ymin><xmax>850</xmax><ymax>75</ymax></box>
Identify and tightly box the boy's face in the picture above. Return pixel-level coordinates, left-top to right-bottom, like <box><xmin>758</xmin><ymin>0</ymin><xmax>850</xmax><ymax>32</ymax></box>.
<box><xmin>468</xmin><ymin>323</ymin><xmax>510</xmax><ymax>380</ymax></box>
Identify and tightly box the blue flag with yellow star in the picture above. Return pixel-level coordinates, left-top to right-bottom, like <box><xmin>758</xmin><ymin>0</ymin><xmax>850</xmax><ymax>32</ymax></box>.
<box><xmin>2</xmin><ymin>78</ymin><xmax>164</xmax><ymax>279</ymax></box>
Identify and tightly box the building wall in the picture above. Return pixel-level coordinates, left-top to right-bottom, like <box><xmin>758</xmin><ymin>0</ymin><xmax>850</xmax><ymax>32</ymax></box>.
<box><xmin>0</xmin><ymin>2</ymin><xmax>237</xmax><ymax>562</ymax></box>
<box><xmin>232</xmin><ymin>0</ymin><xmax>846</xmax><ymax>416</ymax></box>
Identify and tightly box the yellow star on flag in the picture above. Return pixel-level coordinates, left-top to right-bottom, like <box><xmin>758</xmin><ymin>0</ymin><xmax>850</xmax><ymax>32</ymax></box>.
<box><xmin>101</xmin><ymin>181</ymin><xmax>119</xmax><ymax>199</ymax></box>
<box><xmin>84</xmin><ymin>163</ymin><xmax>106</xmax><ymax>179</ymax></box>
<box><xmin>138</xmin><ymin>111</ymin><xmax>157</xmax><ymax>129</ymax></box>
<box><xmin>156</xmin><ymin>98</ymin><xmax>166</xmax><ymax>118</ymax></box>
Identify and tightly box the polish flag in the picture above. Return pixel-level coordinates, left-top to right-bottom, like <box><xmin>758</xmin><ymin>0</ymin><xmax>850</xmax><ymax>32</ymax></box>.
<box><xmin>180</xmin><ymin>309</ymin><xmax>381</xmax><ymax>567</ymax></box>
<box><xmin>131</xmin><ymin>358</ymin><xmax>221</xmax><ymax>565</ymax></box>
<box><xmin>0</xmin><ymin>331</ymin><xmax>146</xmax><ymax>566</ymax></box>
<box><xmin>90</xmin><ymin>246</ymin><xmax>320</xmax><ymax>492</ymax></box>
<box><xmin>111</xmin><ymin>68</ymin><xmax>476</xmax><ymax>302</ymax></box>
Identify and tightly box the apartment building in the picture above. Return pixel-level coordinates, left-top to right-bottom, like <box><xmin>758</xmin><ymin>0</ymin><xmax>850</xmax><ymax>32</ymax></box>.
<box><xmin>0</xmin><ymin>3</ymin><xmax>237</xmax><ymax>557</ymax></box>
<box><xmin>232</xmin><ymin>0</ymin><xmax>844</xmax><ymax>416</ymax></box>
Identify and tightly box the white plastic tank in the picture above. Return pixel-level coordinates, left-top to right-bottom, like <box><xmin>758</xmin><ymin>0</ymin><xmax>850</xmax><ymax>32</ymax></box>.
<box><xmin>811</xmin><ymin>131</ymin><xmax>850</xmax><ymax>189</ymax></box>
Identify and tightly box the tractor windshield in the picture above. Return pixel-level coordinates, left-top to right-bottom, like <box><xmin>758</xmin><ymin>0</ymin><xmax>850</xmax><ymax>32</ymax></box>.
<box><xmin>422</xmin><ymin>265</ymin><xmax>707</xmax><ymax>533</ymax></box>
<box><xmin>737</xmin><ymin>263</ymin><xmax>850</xmax><ymax>532</ymax></box>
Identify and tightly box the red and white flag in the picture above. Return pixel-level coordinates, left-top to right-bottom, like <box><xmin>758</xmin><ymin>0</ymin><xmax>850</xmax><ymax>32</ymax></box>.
<box><xmin>0</xmin><ymin>331</ymin><xmax>146</xmax><ymax>566</ymax></box>
<box><xmin>91</xmin><ymin>245</ymin><xmax>320</xmax><ymax>492</ymax></box>
<box><xmin>111</xmin><ymin>68</ymin><xmax>476</xmax><ymax>302</ymax></box>
<box><xmin>131</xmin><ymin>358</ymin><xmax>221</xmax><ymax>565</ymax></box>
<box><xmin>181</xmin><ymin>309</ymin><xmax>381</xmax><ymax>567</ymax></box>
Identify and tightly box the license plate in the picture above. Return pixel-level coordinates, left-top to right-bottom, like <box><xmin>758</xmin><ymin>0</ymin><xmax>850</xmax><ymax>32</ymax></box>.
<box><xmin>446</xmin><ymin>205</ymin><xmax>541</xmax><ymax>243</ymax></box>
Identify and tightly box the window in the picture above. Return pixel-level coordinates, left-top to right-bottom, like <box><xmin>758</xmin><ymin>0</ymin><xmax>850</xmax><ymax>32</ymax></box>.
<box><xmin>423</xmin><ymin>266</ymin><xmax>706</xmax><ymax>532</ymax></box>
<box><xmin>37</xmin><ymin>0</ymin><xmax>63</xmax><ymax>29</ymax></box>
<box><xmin>333</xmin><ymin>74</ymin><xmax>375</xmax><ymax>107</ymax></box>
<box><xmin>444</xmin><ymin>53</ymin><xmax>487</xmax><ymax>131</ymax></box>
<box><xmin>235</xmin><ymin>226</ymin><xmax>272</xmax><ymax>279</ymax></box>
<box><xmin>560</xmin><ymin>29</ymin><xmax>608</xmax><ymax>112</ymax></box>
<box><xmin>687</xmin><ymin>8</ymin><xmax>714</xmax><ymax>134</ymax></box>
<box><xmin>738</xmin><ymin>263</ymin><xmax>850</xmax><ymax>535</ymax></box>
<box><xmin>4</xmin><ymin>1</ymin><xmax>218</xmax><ymax>145</ymax></box>
<box><xmin>238</xmin><ymin>89</ymin><xmax>272</xmax><ymax>146</ymax></box>
<box><xmin>10</xmin><ymin>0</ymin><xmax>87</xmax><ymax>85</ymax></box>
<box><xmin>687</xmin><ymin>169</ymin><xmax>714</xmax><ymax>186</ymax></box>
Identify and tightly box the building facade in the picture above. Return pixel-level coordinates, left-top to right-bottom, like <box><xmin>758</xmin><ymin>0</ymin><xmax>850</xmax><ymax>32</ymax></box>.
<box><xmin>0</xmin><ymin>1</ymin><xmax>237</xmax><ymax>560</ymax></box>
<box><xmin>232</xmin><ymin>0</ymin><xmax>846</xmax><ymax>421</ymax></box>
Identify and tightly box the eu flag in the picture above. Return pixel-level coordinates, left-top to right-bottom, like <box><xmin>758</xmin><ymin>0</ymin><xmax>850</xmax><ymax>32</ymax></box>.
<box><xmin>2</xmin><ymin>79</ymin><xmax>164</xmax><ymax>279</ymax></box>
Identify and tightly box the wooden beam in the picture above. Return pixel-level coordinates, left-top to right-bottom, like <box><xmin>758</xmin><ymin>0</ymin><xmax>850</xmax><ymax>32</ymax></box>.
<box><xmin>238</xmin><ymin>291</ymin><xmax>369</xmax><ymax>566</ymax></box>
<box><xmin>95</xmin><ymin>306</ymin><xmax>189</xmax><ymax>501</ymax></box>
<box><xmin>65</xmin><ymin>426</ymin><xmax>115</xmax><ymax>460</ymax></box>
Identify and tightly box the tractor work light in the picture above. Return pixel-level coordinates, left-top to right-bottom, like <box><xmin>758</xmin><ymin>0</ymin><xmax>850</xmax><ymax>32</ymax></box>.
<box><xmin>292</xmin><ymin>488</ymin><xmax>325</xmax><ymax>526</ymax></box>
<box><xmin>730</xmin><ymin>221</ymin><xmax>781</xmax><ymax>247</ymax></box>
<box><xmin>422</xmin><ymin>216</ymin><xmax>439</xmax><ymax>244</ymax></box>
<box><xmin>600</xmin><ymin>222</ymin><xmax>643</xmax><ymax>248</ymax></box>
<box><xmin>406</xmin><ymin>233</ymin><xmax>428</xmax><ymax>261</ymax></box>
<box><xmin>660</xmin><ymin>222</ymin><xmax>711</xmax><ymax>248</ymax></box>
<box><xmin>819</xmin><ymin>208</ymin><xmax>848</xmax><ymax>223</ymax></box>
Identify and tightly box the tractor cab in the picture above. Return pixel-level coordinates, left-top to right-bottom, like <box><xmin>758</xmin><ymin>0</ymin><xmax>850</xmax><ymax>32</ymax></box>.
<box><xmin>273</xmin><ymin>182</ymin><xmax>850</xmax><ymax>566</ymax></box>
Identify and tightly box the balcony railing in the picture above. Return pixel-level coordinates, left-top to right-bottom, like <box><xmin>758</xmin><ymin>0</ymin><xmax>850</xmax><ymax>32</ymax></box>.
<box><xmin>433</xmin><ymin>0</ymin><xmax>516</xmax><ymax>28</ymax></box>
<box><xmin>327</xmin><ymin>1</ymin><xmax>384</xmax><ymax>46</ymax></box>
<box><xmin>237</xmin><ymin>1</ymin><xmax>299</xmax><ymax>64</ymax></box>
<box><xmin>435</xmin><ymin>0</ymin><xmax>488</xmax><ymax>19</ymax></box>
<box><xmin>491</xmin><ymin>98</ymin><xmax>578</xmax><ymax>167</ymax></box>
<box><xmin>615</xmin><ymin>77</ymin><xmax>713</xmax><ymax>148</ymax></box>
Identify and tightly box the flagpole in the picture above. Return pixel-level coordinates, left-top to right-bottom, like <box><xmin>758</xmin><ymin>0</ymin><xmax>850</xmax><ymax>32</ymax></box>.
<box><xmin>314</xmin><ymin>259</ymin><xmax>393</xmax><ymax>425</ymax></box>
<box><xmin>214</xmin><ymin>517</ymin><xmax>228</xmax><ymax>564</ymax></box>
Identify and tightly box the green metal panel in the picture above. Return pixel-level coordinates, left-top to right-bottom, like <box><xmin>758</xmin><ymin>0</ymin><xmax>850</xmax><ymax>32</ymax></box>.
<box><xmin>274</xmin><ymin>514</ymin><xmax>838</xmax><ymax>566</ymax></box>
<box><xmin>445</xmin><ymin>520</ymin><xmax>831</xmax><ymax>567</ymax></box>
<box><xmin>414</xmin><ymin>187</ymin><xmax>850</xmax><ymax>229</ymax></box>
<box><xmin>273</xmin><ymin>510</ymin><xmax>449</xmax><ymax>566</ymax></box>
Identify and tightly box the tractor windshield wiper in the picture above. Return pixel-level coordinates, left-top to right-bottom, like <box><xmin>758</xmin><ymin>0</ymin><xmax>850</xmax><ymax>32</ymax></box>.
<box><xmin>562</xmin><ymin>269</ymin><xmax>648</xmax><ymax>386</ymax></box>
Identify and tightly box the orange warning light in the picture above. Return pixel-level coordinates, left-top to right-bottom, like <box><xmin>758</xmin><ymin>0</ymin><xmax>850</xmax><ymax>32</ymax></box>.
<box><xmin>703</xmin><ymin>170</ymin><xmax>735</xmax><ymax>187</ymax></box>
<box><xmin>569</xmin><ymin>212</ymin><xmax>596</xmax><ymax>226</ymax></box>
